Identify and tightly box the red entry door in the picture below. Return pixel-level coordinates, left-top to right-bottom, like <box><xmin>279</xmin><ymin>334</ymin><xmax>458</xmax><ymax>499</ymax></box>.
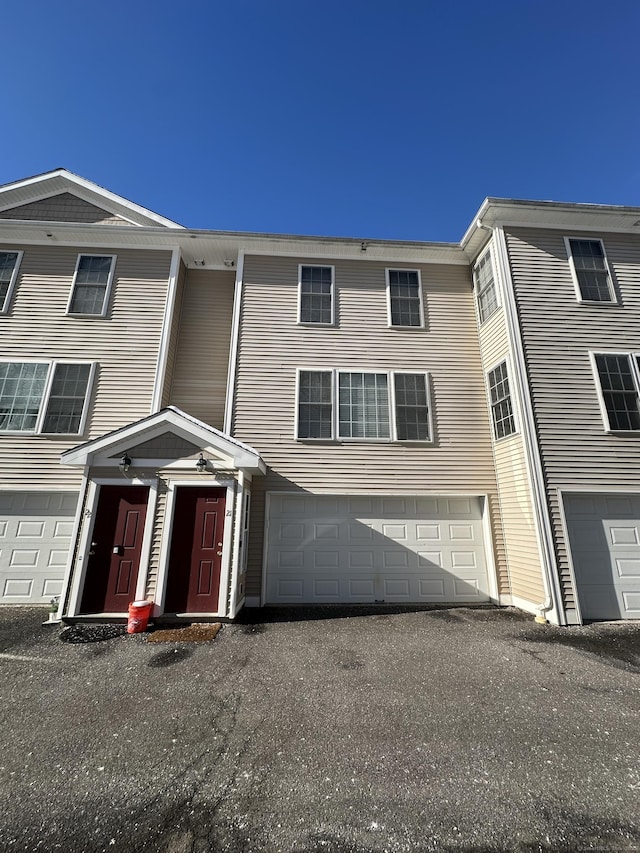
<box><xmin>164</xmin><ymin>487</ymin><xmax>226</xmax><ymax>613</ymax></box>
<box><xmin>81</xmin><ymin>485</ymin><xmax>149</xmax><ymax>614</ymax></box>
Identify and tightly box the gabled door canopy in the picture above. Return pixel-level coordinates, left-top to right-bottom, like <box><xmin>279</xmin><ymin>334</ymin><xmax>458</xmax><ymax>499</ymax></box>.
<box><xmin>61</xmin><ymin>407</ymin><xmax>265</xmax><ymax>476</ymax></box>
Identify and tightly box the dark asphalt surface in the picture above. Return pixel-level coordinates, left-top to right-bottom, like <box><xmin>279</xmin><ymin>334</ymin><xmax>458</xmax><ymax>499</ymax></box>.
<box><xmin>1</xmin><ymin>605</ymin><xmax>639</xmax><ymax>853</ymax></box>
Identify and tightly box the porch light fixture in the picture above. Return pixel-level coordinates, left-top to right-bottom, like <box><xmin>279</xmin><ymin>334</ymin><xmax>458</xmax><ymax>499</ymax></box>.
<box><xmin>196</xmin><ymin>453</ymin><xmax>208</xmax><ymax>473</ymax></box>
<box><xmin>119</xmin><ymin>453</ymin><xmax>132</xmax><ymax>473</ymax></box>
<box><xmin>223</xmin><ymin>259</ymin><xmax>235</xmax><ymax>268</ymax></box>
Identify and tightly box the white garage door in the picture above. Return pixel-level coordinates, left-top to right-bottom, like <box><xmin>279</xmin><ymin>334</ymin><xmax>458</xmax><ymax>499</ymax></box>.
<box><xmin>265</xmin><ymin>494</ymin><xmax>490</xmax><ymax>604</ymax></box>
<box><xmin>564</xmin><ymin>493</ymin><xmax>640</xmax><ymax>620</ymax></box>
<box><xmin>0</xmin><ymin>492</ymin><xmax>78</xmax><ymax>604</ymax></box>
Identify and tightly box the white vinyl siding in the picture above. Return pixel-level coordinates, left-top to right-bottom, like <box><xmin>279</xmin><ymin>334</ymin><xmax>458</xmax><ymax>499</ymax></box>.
<box><xmin>505</xmin><ymin>227</ymin><xmax>640</xmax><ymax>613</ymax></box>
<box><xmin>167</xmin><ymin>268</ymin><xmax>235</xmax><ymax>428</ymax></box>
<box><xmin>0</xmin><ymin>361</ymin><xmax>94</xmax><ymax>435</ymax></box>
<box><xmin>298</xmin><ymin>265</ymin><xmax>334</xmax><ymax>325</ymax></box>
<box><xmin>0</xmin><ymin>244</ymin><xmax>172</xmax><ymax>488</ymax></box>
<box><xmin>0</xmin><ymin>250</ymin><xmax>22</xmax><ymax>312</ymax></box>
<box><xmin>387</xmin><ymin>269</ymin><xmax>424</xmax><ymax>327</ymax></box>
<box><xmin>67</xmin><ymin>254</ymin><xmax>116</xmax><ymax>316</ymax></box>
<box><xmin>236</xmin><ymin>255</ymin><xmax>503</xmax><ymax>599</ymax></box>
<box><xmin>296</xmin><ymin>369</ymin><xmax>431</xmax><ymax>442</ymax></box>
<box><xmin>565</xmin><ymin>238</ymin><xmax>615</xmax><ymax>304</ymax></box>
<box><xmin>473</xmin><ymin>250</ymin><xmax>499</xmax><ymax>324</ymax></box>
<box><xmin>593</xmin><ymin>352</ymin><xmax>640</xmax><ymax>432</ymax></box>
<box><xmin>487</xmin><ymin>361</ymin><xmax>516</xmax><ymax>439</ymax></box>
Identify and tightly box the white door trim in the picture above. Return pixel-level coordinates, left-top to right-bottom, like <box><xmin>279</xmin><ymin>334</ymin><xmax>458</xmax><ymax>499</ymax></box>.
<box><xmin>67</xmin><ymin>477</ymin><xmax>157</xmax><ymax>617</ymax></box>
<box><xmin>155</xmin><ymin>479</ymin><xmax>236</xmax><ymax>618</ymax></box>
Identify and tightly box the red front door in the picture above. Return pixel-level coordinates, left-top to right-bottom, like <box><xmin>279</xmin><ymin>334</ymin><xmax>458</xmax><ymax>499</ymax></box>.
<box><xmin>164</xmin><ymin>487</ymin><xmax>226</xmax><ymax>613</ymax></box>
<box><xmin>81</xmin><ymin>485</ymin><xmax>149</xmax><ymax>614</ymax></box>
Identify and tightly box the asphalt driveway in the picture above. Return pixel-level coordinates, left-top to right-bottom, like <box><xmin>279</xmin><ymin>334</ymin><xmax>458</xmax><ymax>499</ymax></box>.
<box><xmin>1</xmin><ymin>605</ymin><xmax>640</xmax><ymax>853</ymax></box>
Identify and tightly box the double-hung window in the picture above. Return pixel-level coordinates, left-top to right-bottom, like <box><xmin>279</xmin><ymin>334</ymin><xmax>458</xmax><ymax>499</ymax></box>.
<box><xmin>0</xmin><ymin>361</ymin><xmax>94</xmax><ymax>434</ymax></box>
<box><xmin>0</xmin><ymin>250</ymin><xmax>23</xmax><ymax>313</ymax></box>
<box><xmin>565</xmin><ymin>238</ymin><xmax>615</xmax><ymax>303</ymax></box>
<box><xmin>297</xmin><ymin>369</ymin><xmax>432</xmax><ymax>441</ymax></box>
<box><xmin>387</xmin><ymin>269</ymin><xmax>424</xmax><ymax>327</ymax></box>
<box><xmin>298</xmin><ymin>265</ymin><xmax>334</xmax><ymax>325</ymax></box>
<box><xmin>487</xmin><ymin>361</ymin><xmax>516</xmax><ymax>439</ymax></box>
<box><xmin>68</xmin><ymin>254</ymin><xmax>116</xmax><ymax>316</ymax></box>
<box><xmin>473</xmin><ymin>249</ymin><xmax>499</xmax><ymax>323</ymax></box>
<box><xmin>593</xmin><ymin>353</ymin><xmax>640</xmax><ymax>431</ymax></box>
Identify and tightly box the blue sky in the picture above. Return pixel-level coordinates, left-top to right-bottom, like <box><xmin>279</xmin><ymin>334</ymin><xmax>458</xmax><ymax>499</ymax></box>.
<box><xmin>1</xmin><ymin>1</ymin><xmax>639</xmax><ymax>240</ymax></box>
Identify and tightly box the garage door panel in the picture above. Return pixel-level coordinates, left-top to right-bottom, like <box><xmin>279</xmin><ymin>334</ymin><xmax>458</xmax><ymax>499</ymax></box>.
<box><xmin>565</xmin><ymin>493</ymin><xmax>640</xmax><ymax>620</ymax></box>
<box><xmin>0</xmin><ymin>492</ymin><xmax>77</xmax><ymax>604</ymax></box>
<box><xmin>266</xmin><ymin>494</ymin><xmax>490</xmax><ymax>605</ymax></box>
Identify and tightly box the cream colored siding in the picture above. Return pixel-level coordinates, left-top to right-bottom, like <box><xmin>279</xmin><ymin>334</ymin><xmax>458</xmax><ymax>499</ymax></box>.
<box><xmin>234</xmin><ymin>255</ymin><xmax>503</xmax><ymax>595</ymax></box>
<box><xmin>0</xmin><ymin>244</ymin><xmax>172</xmax><ymax>487</ymax></box>
<box><xmin>0</xmin><ymin>193</ymin><xmax>129</xmax><ymax>225</ymax></box>
<box><xmin>505</xmin><ymin>227</ymin><xmax>640</xmax><ymax>610</ymax></box>
<box><xmin>168</xmin><ymin>268</ymin><xmax>235</xmax><ymax>428</ymax></box>
<box><xmin>476</xmin><ymin>293</ymin><xmax>544</xmax><ymax>603</ymax></box>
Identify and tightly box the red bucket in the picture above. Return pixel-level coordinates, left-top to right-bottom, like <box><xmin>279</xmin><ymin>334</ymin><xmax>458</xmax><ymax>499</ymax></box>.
<box><xmin>127</xmin><ymin>600</ymin><xmax>153</xmax><ymax>634</ymax></box>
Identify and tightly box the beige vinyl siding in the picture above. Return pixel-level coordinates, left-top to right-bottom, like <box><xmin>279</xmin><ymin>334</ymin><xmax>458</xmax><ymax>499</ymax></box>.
<box><xmin>505</xmin><ymin>227</ymin><xmax>640</xmax><ymax>610</ymax></box>
<box><xmin>0</xmin><ymin>193</ymin><xmax>129</xmax><ymax>225</ymax></box>
<box><xmin>477</xmin><ymin>298</ymin><xmax>544</xmax><ymax>603</ymax></box>
<box><xmin>234</xmin><ymin>254</ymin><xmax>504</xmax><ymax>595</ymax></box>
<box><xmin>160</xmin><ymin>261</ymin><xmax>186</xmax><ymax>408</ymax></box>
<box><xmin>0</xmin><ymin>244</ymin><xmax>172</xmax><ymax>488</ymax></box>
<box><xmin>168</xmin><ymin>268</ymin><xmax>235</xmax><ymax>428</ymax></box>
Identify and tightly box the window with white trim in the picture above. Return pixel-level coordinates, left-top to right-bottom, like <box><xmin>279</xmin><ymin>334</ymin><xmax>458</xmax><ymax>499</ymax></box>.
<box><xmin>297</xmin><ymin>369</ymin><xmax>431</xmax><ymax>441</ymax></box>
<box><xmin>0</xmin><ymin>361</ymin><xmax>94</xmax><ymax>434</ymax></box>
<box><xmin>473</xmin><ymin>250</ymin><xmax>499</xmax><ymax>324</ymax></box>
<box><xmin>487</xmin><ymin>361</ymin><xmax>516</xmax><ymax>439</ymax></box>
<box><xmin>387</xmin><ymin>269</ymin><xmax>423</xmax><ymax>327</ymax></box>
<box><xmin>565</xmin><ymin>238</ymin><xmax>615</xmax><ymax>303</ymax></box>
<box><xmin>594</xmin><ymin>353</ymin><xmax>640</xmax><ymax>431</ymax></box>
<box><xmin>68</xmin><ymin>255</ymin><xmax>116</xmax><ymax>316</ymax></box>
<box><xmin>0</xmin><ymin>250</ymin><xmax>23</xmax><ymax>312</ymax></box>
<box><xmin>299</xmin><ymin>265</ymin><xmax>334</xmax><ymax>324</ymax></box>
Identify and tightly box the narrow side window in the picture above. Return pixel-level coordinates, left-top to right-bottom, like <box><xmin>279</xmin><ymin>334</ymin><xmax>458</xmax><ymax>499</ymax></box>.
<box><xmin>487</xmin><ymin>361</ymin><xmax>516</xmax><ymax>439</ymax></box>
<box><xmin>473</xmin><ymin>250</ymin><xmax>498</xmax><ymax>323</ymax></box>
<box><xmin>0</xmin><ymin>251</ymin><xmax>23</xmax><ymax>312</ymax></box>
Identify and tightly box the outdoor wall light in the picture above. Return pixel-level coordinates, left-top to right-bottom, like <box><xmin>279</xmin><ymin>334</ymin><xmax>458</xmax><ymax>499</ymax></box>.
<box><xmin>119</xmin><ymin>453</ymin><xmax>132</xmax><ymax>474</ymax></box>
<box><xmin>223</xmin><ymin>259</ymin><xmax>235</xmax><ymax>268</ymax></box>
<box><xmin>196</xmin><ymin>453</ymin><xmax>208</xmax><ymax>473</ymax></box>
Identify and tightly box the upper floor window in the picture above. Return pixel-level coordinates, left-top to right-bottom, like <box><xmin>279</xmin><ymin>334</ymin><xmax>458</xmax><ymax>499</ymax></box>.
<box><xmin>387</xmin><ymin>269</ymin><xmax>424</xmax><ymax>327</ymax></box>
<box><xmin>298</xmin><ymin>265</ymin><xmax>334</xmax><ymax>325</ymax></box>
<box><xmin>565</xmin><ymin>238</ymin><xmax>615</xmax><ymax>303</ymax></box>
<box><xmin>67</xmin><ymin>255</ymin><xmax>116</xmax><ymax>316</ymax></box>
<box><xmin>0</xmin><ymin>361</ymin><xmax>94</xmax><ymax>434</ymax></box>
<box><xmin>297</xmin><ymin>369</ymin><xmax>432</xmax><ymax>442</ymax></box>
<box><xmin>593</xmin><ymin>353</ymin><xmax>640</xmax><ymax>431</ymax></box>
<box><xmin>473</xmin><ymin>249</ymin><xmax>499</xmax><ymax>324</ymax></box>
<box><xmin>0</xmin><ymin>250</ymin><xmax>23</xmax><ymax>313</ymax></box>
<box><xmin>487</xmin><ymin>361</ymin><xmax>516</xmax><ymax>439</ymax></box>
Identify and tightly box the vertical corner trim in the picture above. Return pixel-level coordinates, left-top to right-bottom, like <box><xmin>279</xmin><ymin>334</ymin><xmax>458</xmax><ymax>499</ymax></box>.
<box><xmin>151</xmin><ymin>247</ymin><xmax>181</xmax><ymax>414</ymax></box>
<box><xmin>223</xmin><ymin>250</ymin><xmax>245</xmax><ymax>435</ymax></box>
